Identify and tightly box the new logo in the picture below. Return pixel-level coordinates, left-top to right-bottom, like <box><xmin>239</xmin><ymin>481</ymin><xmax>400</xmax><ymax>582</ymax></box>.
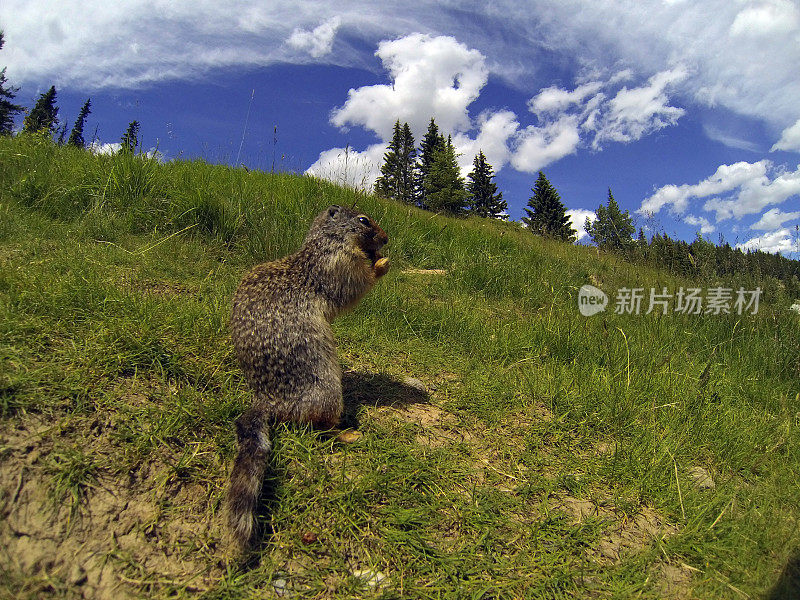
<box><xmin>578</xmin><ymin>284</ymin><xmax>608</xmax><ymax>316</ymax></box>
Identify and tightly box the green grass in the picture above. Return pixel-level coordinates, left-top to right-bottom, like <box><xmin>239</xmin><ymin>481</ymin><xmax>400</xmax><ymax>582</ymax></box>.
<box><xmin>46</xmin><ymin>446</ymin><xmax>99</xmax><ymax>526</ymax></box>
<box><xmin>0</xmin><ymin>134</ymin><xmax>799</xmax><ymax>599</ymax></box>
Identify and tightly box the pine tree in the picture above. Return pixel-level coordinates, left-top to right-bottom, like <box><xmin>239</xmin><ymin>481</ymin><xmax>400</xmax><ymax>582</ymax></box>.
<box><xmin>67</xmin><ymin>98</ymin><xmax>91</xmax><ymax>148</ymax></box>
<box><xmin>398</xmin><ymin>122</ymin><xmax>418</xmax><ymax>204</ymax></box>
<box><xmin>374</xmin><ymin>121</ymin><xmax>402</xmax><ymax>200</ymax></box>
<box><xmin>22</xmin><ymin>85</ymin><xmax>59</xmax><ymax>136</ymax></box>
<box><xmin>121</xmin><ymin>120</ymin><xmax>140</xmax><ymax>153</ymax></box>
<box><xmin>375</xmin><ymin>120</ymin><xmax>418</xmax><ymax>204</ymax></box>
<box><xmin>467</xmin><ymin>151</ymin><xmax>507</xmax><ymax>219</ymax></box>
<box><xmin>424</xmin><ymin>136</ymin><xmax>468</xmax><ymax>215</ymax></box>
<box><xmin>585</xmin><ymin>189</ymin><xmax>635</xmax><ymax>251</ymax></box>
<box><xmin>417</xmin><ymin>118</ymin><xmax>445</xmax><ymax>209</ymax></box>
<box><xmin>0</xmin><ymin>32</ymin><xmax>23</xmax><ymax>136</ymax></box>
<box><xmin>523</xmin><ymin>171</ymin><xmax>576</xmax><ymax>241</ymax></box>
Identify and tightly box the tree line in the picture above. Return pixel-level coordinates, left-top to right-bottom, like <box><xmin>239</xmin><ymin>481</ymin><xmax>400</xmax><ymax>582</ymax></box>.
<box><xmin>375</xmin><ymin>117</ymin><xmax>583</xmax><ymax>242</ymax></box>
<box><xmin>375</xmin><ymin>118</ymin><xmax>508</xmax><ymax>219</ymax></box>
<box><xmin>584</xmin><ymin>188</ymin><xmax>800</xmax><ymax>298</ymax></box>
<box><xmin>376</xmin><ymin>117</ymin><xmax>800</xmax><ymax>296</ymax></box>
<box><xmin>0</xmin><ymin>31</ymin><xmax>141</xmax><ymax>152</ymax></box>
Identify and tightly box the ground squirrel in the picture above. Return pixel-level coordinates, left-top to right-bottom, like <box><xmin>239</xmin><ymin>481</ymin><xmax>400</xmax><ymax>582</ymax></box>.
<box><xmin>227</xmin><ymin>205</ymin><xmax>389</xmax><ymax>549</ymax></box>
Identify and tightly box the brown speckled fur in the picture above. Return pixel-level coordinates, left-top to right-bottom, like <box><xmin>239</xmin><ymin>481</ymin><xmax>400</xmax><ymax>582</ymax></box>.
<box><xmin>227</xmin><ymin>205</ymin><xmax>388</xmax><ymax>549</ymax></box>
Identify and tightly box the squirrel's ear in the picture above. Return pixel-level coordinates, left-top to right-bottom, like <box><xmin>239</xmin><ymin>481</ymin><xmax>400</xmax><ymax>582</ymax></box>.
<box><xmin>328</xmin><ymin>205</ymin><xmax>341</xmax><ymax>218</ymax></box>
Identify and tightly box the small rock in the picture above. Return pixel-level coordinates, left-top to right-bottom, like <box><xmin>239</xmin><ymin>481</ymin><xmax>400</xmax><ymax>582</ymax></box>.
<box><xmin>353</xmin><ymin>569</ymin><xmax>388</xmax><ymax>588</ymax></box>
<box><xmin>595</xmin><ymin>441</ymin><xmax>617</xmax><ymax>455</ymax></box>
<box><xmin>402</xmin><ymin>377</ymin><xmax>427</xmax><ymax>393</ymax></box>
<box><xmin>336</xmin><ymin>430</ymin><xmax>362</xmax><ymax>444</ymax></box>
<box><xmin>688</xmin><ymin>466</ymin><xmax>715</xmax><ymax>490</ymax></box>
<box><xmin>301</xmin><ymin>531</ymin><xmax>318</xmax><ymax>544</ymax></box>
<box><xmin>68</xmin><ymin>563</ymin><xmax>87</xmax><ymax>586</ymax></box>
<box><xmin>272</xmin><ymin>578</ymin><xmax>288</xmax><ymax>597</ymax></box>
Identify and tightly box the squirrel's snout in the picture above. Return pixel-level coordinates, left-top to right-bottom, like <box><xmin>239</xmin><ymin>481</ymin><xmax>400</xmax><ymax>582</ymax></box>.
<box><xmin>372</xmin><ymin>222</ymin><xmax>388</xmax><ymax>248</ymax></box>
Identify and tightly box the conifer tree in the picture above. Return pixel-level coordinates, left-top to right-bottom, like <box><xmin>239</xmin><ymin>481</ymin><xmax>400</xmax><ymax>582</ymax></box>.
<box><xmin>67</xmin><ymin>98</ymin><xmax>91</xmax><ymax>148</ymax></box>
<box><xmin>375</xmin><ymin>120</ymin><xmax>418</xmax><ymax>204</ymax></box>
<box><xmin>374</xmin><ymin>121</ymin><xmax>402</xmax><ymax>200</ymax></box>
<box><xmin>398</xmin><ymin>122</ymin><xmax>418</xmax><ymax>204</ymax></box>
<box><xmin>424</xmin><ymin>136</ymin><xmax>468</xmax><ymax>215</ymax></box>
<box><xmin>585</xmin><ymin>189</ymin><xmax>635</xmax><ymax>251</ymax></box>
<box><xmin>523</xmin><ymin>171</ymin><xmax>576</xmax><ymax>241</ymax></box>
<box><xmin>121</xmin><ymin>120</ymin><xmax>140</xmax><ymax>153</ymax></box>
<box><xmin>56</xmin><ymin>122</ymin><xmax>67</xmax><ymax>145</ymax></box>
<box><xmin>417</xmin><ymin>118</ymin><xmax>445</xmax><ymax>208</ymax></box>
<box><xmin>0</xmin><ymin>32</ymin><xmax>23</xmax><ymax>136</ymax></box>
<box><xmin>467</xmin><ymin>150</ymin><xmax>507</xmax><ymax>219</ymax></box>
<box><xmin>22</xmin><ymin>85</ymin><xmax>59</xmax><ymax>136</ymax></box>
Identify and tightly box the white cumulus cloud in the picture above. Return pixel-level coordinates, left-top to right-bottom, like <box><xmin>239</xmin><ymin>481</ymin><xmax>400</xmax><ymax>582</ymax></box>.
<box><xmin>640</xmin><ymin>160</ymin><xmax>800</xmax><ymax>224</ymax></box>
<box><xmin>736</xmin><ymin>228</ymin><xmax>797</xmax><ymax>254</ymax></box>
<box><xmin>567</xmin><ymin>209</ymin><xmax>597</xmax><ymax>242</ymax></box>
<box><xmin>306</xmin><ymin>143</ymin><xmax>386</xmax><ymax>192</ymax></box>
<box><xmin>452</xmin><ymin>110</ymin><xmax>520</xmax><ymax>175</ymax></box>
<box><xmin>639</xmin><ymin>160</ymin><xmax>770</xmax><ymax>215</ymax></box>
<box><xmin>730</xmin><ymin>1</ymin><xmax>799</xmax><ymax>37</ymax></box>
<box><xmin>749</xmin><ymin>207</ymin><xmax>800</xmax><ymax>230</ymax></box>
<box><xmin>287</xmin><ymin>16</ymin><xmax>341</xmax><ymax>58</ymax></box>
<box><xmin>588</xmin><ymin>67</ymin><xmax>687</xmax><ymax>148</ymax></box>
<box><xmin>511</xmin><ymin>116</ymin><xmax>581</xmax><ymax>173</ymax></box>
<box><xmin>528</xmin><ymin>82</ymin><xmax>602</xmax><ymax>116</ymax></box>
<box><xmin>684</xmin><ymin>214</ymin><xmax>715</xmax><ymax>234</ymax></box>
<box><xmin>88</xmin><ymin>140</ymin><xmax>122</xmax><ymax>155</ymax></box>
<box><xmin>771</xmin><ymin>118</ymin><xmax>800</xmax><ymax>153</ymax></box>
<box><xmin>330</xmin><ymin>33</ymin><xmax>488</xmax><ymax>141</ymax></box>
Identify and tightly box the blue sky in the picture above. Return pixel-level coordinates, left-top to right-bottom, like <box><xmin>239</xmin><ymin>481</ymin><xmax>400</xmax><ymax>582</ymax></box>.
<box><xmin>2</xmin><ymin>1</ymin><xmax>800</xmax><ymax>255</ymax></box>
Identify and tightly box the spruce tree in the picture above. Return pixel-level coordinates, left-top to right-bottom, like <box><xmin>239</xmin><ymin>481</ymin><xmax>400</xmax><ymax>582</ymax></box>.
<box><xmin>424</xmin><ymin>136</ymin><xmax>468</xmax><ymax>215</ymax></box>
<box><xmin>375</xmin><ymin>120</ymin><xmax>418</xmax><ymax>204</ymax></box>
<box><xmin>467</xmin><ymin>151</ymin><xmax>507</xmax><ymax>219</ymax></box>
<box><xmin>417</xmin><ymin>118</ymin><xmax>445</xmax><ymax>209</ymax></box>
<box><xmin>121</xmin><ymin>120</ymin><xmax>140</xmax><ymax>153</ymax></box>
<box><xmin>398</xmin><ymin>122</ymin><xmax>418</xmax><ymax>204</ymax></box>
<box><xmin>67</xmin><ymin>98</ymin><xmax>91</xmax><ymax>148</ymax></box>
<box><xmin>56</xmin><ymin>122</ymin><xmax>67</xmax><ymax>145</ymax></box>
<box><xmin>523</xmin><ymin>171</ymin><xmax>576</xmax><ymax>241</ymax></box>
<box><xmin>22</xmin><ymin>85</ymin><xmax>59</xmax><ymax>136</ymax></box>
<box><xmin>584</xmin><ymin>189</ymin><xmax>635</xmax><ymax>251</ymax></box>
<box><xmin>375</xmin><ymin>120</ymin><xmax>402</xmax><ymax>200</ymax></box>
<box><xmin>0</xmin><ymin>32</ymin><xmax>23</xmax><ymax>136</ymax></box>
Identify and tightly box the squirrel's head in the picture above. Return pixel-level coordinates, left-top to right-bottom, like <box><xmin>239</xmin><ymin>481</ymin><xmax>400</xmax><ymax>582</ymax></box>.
<box><xmin>307</xmin><ymin>205</ymin><xmax>388</xmax><ymax>258</ymax></box>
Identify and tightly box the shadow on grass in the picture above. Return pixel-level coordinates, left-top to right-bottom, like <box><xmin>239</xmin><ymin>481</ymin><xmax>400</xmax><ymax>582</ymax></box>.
<box><xmin>341</xmin><ymin>370</ymin><xmax>430</xmax><ymax>429</ymax></box>
<box><xmin>241</xmin><ymin>371</ymin><xmax>428</xmax><ymax>566</ymax></box>
<box><xmin>767</xmin><ymin>550</ymin><xmax>800</xmax><ymax>600</ymax></box>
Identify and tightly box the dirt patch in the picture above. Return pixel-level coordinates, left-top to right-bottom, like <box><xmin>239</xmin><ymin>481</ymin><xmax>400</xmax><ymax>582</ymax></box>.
<box><xmin>655</xmin><ymin>562</ymin><xmax>696</xmax><ymax>599</ymax></box>
<box><xmin>555</xmin><ymin>494</ymin><xmax>678</xmax><ymax>566</ymax></box>
<box><xmin>0</xmin><ymin>411</ymin><xmax>227</xmax><ymax>599</ymax></box>
<box><xmin>375</xmin><ymin>403</ymin><xmax>475</xmax><ymax>449</ymax></box>
<box><xmin>117</xmin><ymin>272</ymin><xmax>197</xmax><ymax>298</ymax></box>
<box><xmin>401</xmin><ymin>269</ymin><xmax>447</xmax><ymax>275</ymax></box>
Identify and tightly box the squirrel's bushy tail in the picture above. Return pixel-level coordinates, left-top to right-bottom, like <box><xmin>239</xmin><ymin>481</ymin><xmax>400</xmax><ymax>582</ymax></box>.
<box><xmin>227</xmin><ymin>407</ymin><xmax>271</xmax><ymax>549</ymax></box>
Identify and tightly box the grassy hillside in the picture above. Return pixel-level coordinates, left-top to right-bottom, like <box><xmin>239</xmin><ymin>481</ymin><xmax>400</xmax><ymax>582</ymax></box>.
<box><xmin>1</xmin><ymin>134</ymin><xmax>799</xmax><ymax>599</ymax></box>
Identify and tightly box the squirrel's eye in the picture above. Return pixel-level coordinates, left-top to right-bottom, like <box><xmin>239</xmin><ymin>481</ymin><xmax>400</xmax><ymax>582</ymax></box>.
<box><xmin>358</xmin><ymin>216</ymin><xmax>371</xmax><ymax>226</ymax></box>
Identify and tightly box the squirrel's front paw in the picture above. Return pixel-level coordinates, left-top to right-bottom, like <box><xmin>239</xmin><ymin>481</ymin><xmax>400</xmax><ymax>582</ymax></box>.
<box><xmin>373</xmin><ymin>257</ymin><xmax>390</xmax><ymax>278</ymax></box>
